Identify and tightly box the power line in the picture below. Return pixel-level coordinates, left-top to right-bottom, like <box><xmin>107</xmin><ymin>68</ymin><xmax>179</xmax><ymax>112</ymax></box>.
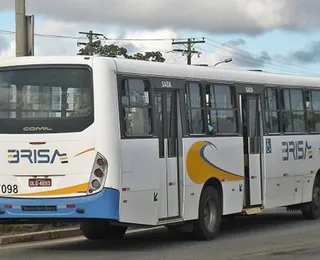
<box><xmin>198</xmin><ymin>47</ymin><xmax>272</xmax><ymax>68</ymax></box>
<box><xmin>105</xmin><ymin>37</ymin><xmax>192</xmax><ymax>42</ymax></box>
<box><xmin>203</xmin><ymin>41</ymin><xmax>320</xmax><ymax>76</ymax></box>
<box><xmin>205</xmin><ymin>37</ymin><xmax>320</xmax><ymax>75</ymax></box>
<box><xmin>204</xmin><ymin>42</ymin><xmax>299</xmax><ymax>74</ymax></box>
<box><xmin>0</xmin><ymin>29</ymin><xmax>85</xmax><ymax>39</ymax></box>
<box><xmin>0</xmin><ymin>29</ymin><xmax>194</xmax><ymax>42</ymax></box>
<box><xmin>198</xmin><ymin>46</ymin><xmax>316</xmax><ymax>76</ymax></box>
<box><xmin>2</xmin><ymin>27</ymin><xmax>317</xmax><ymax>75</ymax></box>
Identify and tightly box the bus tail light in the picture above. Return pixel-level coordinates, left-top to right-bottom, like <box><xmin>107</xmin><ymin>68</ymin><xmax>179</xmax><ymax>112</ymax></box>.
<box><xmin>96</xmin><ymin>158</ymin><xmax>104</xmax><ymax>166</ymax></box>
<box><xmin>87</xmin><ymin>152</ymin><xmax>108</xmax><ymax>194</ymax></box>
<box><xmin>94</xmin><ymin>169</ymin><xmax>103</xmax><ymax>178</ymax></box>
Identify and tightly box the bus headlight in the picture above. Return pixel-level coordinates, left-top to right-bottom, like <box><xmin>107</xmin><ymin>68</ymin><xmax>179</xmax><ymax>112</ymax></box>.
<box><xmin>87</xmin><ymin>152</ymin><xmax>108</xmax><ymax>194</ymax></box>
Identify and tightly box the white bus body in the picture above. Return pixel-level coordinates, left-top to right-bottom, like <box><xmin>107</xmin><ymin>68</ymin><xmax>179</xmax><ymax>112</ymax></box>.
<box><xmin>0</xmin><ymin>56</ymin><xmax>320</xmax><ymax>240</ymax></box>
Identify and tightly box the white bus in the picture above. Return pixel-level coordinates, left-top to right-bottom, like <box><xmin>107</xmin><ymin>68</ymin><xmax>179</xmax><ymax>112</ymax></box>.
<box><xmin>0</xmin><ymin>56</ymin><xmax>320</xmax><ymax>241</ymax></box>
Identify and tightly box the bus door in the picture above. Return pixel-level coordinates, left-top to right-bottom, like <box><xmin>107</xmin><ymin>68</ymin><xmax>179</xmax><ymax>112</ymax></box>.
<box><xmin>154</xmin><ymin>88</ymin><xmax>181</xmax><ymax>219</ymax></box>
<box><xmin>240</xmin><ymin>93</ymin><xmax>263</xmax><ymax>207</ymax></box>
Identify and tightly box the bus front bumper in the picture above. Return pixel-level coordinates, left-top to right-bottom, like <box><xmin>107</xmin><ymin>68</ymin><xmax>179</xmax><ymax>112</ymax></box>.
<box><xmin>0</xmin><ymin>188</ymin><xmax>119</xmax><ymax>221</ymax></box>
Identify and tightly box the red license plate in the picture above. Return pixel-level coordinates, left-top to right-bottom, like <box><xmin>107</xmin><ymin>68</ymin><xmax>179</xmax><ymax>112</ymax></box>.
<box><xmin>28</xmin><ymin>178</ymin><xmax>52</xmax><ymax>187</ymax></box>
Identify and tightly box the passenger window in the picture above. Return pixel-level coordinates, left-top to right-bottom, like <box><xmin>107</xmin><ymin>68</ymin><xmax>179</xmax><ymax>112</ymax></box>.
<box><xmin>185</xmin><ymin>82</ymin><xmax>205</xmax><ymax>134</ymax></box>
<box><xmin>121</xmin><ymin>79</ymin><xmax>152</xmax><ymax>136</ymax></box>
<box><xmin>280</xmin><ymin>88</ymin><xmax>305</xmax><ymax>133</ymax></box>
<box><xmin>306</xmin><ymin>90</ymin><xmax>320</xmax><ymax>132</ymax></box>
<box><xmin>206</xmin><ymin>84</ymin><xmax>237</xmax><ymax>134</ymax></box>
<box><xmin>264</xmin><ymin>88</ymin><xmax>280</xmax><ymax>133</ymax></box>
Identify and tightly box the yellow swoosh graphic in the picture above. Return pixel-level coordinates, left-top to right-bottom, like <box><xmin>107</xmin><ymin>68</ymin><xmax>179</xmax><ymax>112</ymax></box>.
<box><xmin>74</xmin><ymin>148</ymin><xmax>95</xmax><ymax>157</ymax></box>
<box><xmin>10</xmin><ymin>183</ymin><xmax>89</xmax><ymax>197</ymax></box>
<box><xmin>186</xmin><ymin>141</ymin><xmax>243</xmax><ymax>184</ymax></box>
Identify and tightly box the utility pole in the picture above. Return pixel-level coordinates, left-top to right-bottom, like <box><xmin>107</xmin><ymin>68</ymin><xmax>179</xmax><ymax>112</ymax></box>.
<box><xmin>26</xmin><ymin>15</ymin><xmax>34</xmax><ymax>56</ymax></box>
<box><xmin>15</xmin><ymin>0</ymin><xmax>27</xmax><ymax>56</ymax></box>
<box><xmin>15</xmin><ymin>0</ymin><xmax>35</xmax><ymax>57</ymax></box>
<box><xmin>172</xmin><ymin>38</ymin><xmax>205</xmax><ymax>65</ymax></box>
<box><xmin>78</xmin><ymin>30</ymin><xmax>104</xmax><ymax>55</ymax></box>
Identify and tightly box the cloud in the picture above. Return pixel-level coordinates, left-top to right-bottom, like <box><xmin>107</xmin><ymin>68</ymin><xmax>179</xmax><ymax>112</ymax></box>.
<box><xmin>210</xmin><ymin>39</ymin><xmax>272</xmax><ymax>68</ymax></box>
<box><xmin>279</xmin><ymin>0</ymin><xmax>320</xmax><ymax>31</ymax></box>
<box><xmin>271</xmin><ymin>41</ymin><xmax>320</xmax><ymax>67</ymax></box>
<box><xmin>0</xmin><ymin>16</ymin><xmax>239</xmax><ymax>70</ymax></box>
<box><xmin>0</xmin><ymin>0</ymin><xmax>319</xmax><ymax>35</ymax></box>
<box><xmin>226</xmin><ymin>39</ymin><xmax>246</xmax><ymax>47</ymax></box>
<box><xmin>33</xmin><ymin>19</ymin><xmax>81</xmax><ymax>56</ymax></box>
<box><xmin>232</xmin><ymin>50</ymin><xmax>272</xmax><ymax>68</ymax></box>
<box><xmin>0</xmin><ymin>18</ymin><xmax>266</xmax><ymax>70</ymax></box>
<box><xmin>0</xmin><ymin>35</ymin><xmax>9</xmax><ymax>52</ymax></box>
<box><xmin>290</xmin><ymin>41</ymin><xmax>320</xmax><ymax>64</ymax></box>
<box><xmin>0</xmin><ymin>34</ymin><xmax>14</xmax><ymax>57</ymax></box>
<box><xmin>1</xmin><ymin>18</ymin><xmax>180</xmax><ymax>59</ymax></box>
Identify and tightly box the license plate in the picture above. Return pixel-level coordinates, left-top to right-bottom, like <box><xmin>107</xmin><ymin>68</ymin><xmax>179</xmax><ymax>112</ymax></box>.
<box><xmin>21</xmin><ymin>205</ymin><xmax>57</xmax><ymax>211</ymax></box>
<box><xmin>28</xmin><ymin>178</ymin><xmax>52</xmax><ymax>187</ymax></box>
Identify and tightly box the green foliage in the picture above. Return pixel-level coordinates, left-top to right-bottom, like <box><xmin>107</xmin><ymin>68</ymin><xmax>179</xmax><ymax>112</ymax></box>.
<box><xmin>78</xmin><ymin>40</ymin><xmax>165</xmax><ymax>62</ymax></box>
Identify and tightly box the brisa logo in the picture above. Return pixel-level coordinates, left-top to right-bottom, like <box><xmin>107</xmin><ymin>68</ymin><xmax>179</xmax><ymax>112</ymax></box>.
<box><xmin>282</xmin><ymin>140</ymin><xmax>312</xmax><ymax>161</ymax></box>
<box><xmin>8</xmin><ymin>149</ymin><xmax>68</xmax><ymax>164</ymax></box>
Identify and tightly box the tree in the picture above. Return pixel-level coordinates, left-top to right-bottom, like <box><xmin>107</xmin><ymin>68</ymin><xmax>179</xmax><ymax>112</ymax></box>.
<box><xmin>78</xmin><ymin>40</ymin><xmax>165</xmax><ymax>62</ymax></box>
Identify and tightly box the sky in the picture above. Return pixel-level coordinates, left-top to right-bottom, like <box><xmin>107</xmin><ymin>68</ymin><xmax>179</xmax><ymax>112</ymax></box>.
<box><xmin>0</xmin><ymin>0</ymin><xmax>320</xmax><ymax>77</ymax></box>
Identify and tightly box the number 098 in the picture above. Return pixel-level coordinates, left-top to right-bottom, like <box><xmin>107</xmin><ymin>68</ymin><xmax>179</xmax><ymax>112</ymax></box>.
<box><xmin>1</xmin><ymin>185</ymin><xmax>18</xmax><ymax>194</ymax></box>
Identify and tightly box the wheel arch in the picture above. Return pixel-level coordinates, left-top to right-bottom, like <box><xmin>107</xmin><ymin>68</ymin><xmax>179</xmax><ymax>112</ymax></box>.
<box><xmin>314</xmin><ymin>169</ymin><xmax>320</xmax><ymax>182</ymax></box>
<box><xmin>301</xmin><ymin>168</ymin><xmax>320</xmax><ymax>220</ymax></box>
<box><xmin>202</xmin><ymin>178</ymin><xmax>223</xmax><ymax>213</ymax></box>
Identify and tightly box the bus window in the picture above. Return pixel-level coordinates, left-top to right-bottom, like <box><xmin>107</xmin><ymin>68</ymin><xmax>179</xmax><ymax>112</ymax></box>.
<box><xmin>185</xmin><ymin>82</ymin><xmax>205</xmax><ymax>134</ymax></box>
<box><xmin>281</xmin><ymin>88</ymin><xmax>305</xmax><ymax>133</ymax></box>
<box><xmin>206</xmin><ymin>84</ymin><xmax>237</xmax><ymax>134</ymax></box>
<box><xmin>121</xmin><ymin>78</ymin><xmax>152</xmax><ymax>136</ymax></box>
<box><xmin>0</xmin><ymin>67</ymin><xmax>93</xmax><ymax>134</ymax></box>
<box><xmin>264</xmin><ymin>88</ymin><xmax>280</xmax><ymax>134</ymax></box>
<box><xmin>306</xmin><ymin>90</ymin><xmax>320</xmax><ymax>132</ymax></box>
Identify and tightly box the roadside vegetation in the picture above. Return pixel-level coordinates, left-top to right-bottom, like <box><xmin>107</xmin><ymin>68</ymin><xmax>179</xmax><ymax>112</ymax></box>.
<box><xmin>0</xmin><ymin>223</ymin><xmax>78</xmax><ymax>236</ymax></box>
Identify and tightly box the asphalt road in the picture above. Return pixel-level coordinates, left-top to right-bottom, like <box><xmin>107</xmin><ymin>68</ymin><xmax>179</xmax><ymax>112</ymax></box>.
<box><xmin>1</xmin><ymin>208</ymin><xmax>320</xmax><ymax>260</ymax></box>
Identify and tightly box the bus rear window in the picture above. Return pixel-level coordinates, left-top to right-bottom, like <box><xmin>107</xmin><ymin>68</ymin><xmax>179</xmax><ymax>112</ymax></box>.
<box><xmin>0</xmin><ymin>66</ymin><xmax>93</xmax><ymax>134</ymax></box>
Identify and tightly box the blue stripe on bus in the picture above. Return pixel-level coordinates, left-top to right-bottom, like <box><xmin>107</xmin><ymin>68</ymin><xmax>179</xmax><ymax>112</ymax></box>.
<box><xmin>0</xmin><ymin>188</ymin><xmax>119</xmax><ymax>220</ymax></box>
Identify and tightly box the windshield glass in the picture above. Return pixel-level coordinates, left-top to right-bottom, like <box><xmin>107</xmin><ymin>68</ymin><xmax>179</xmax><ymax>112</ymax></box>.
<box><xmin>0</xmin><ymin>67</ymin><xmax>92</xmax><ymax>119</ymax></box>
<box><xmin>0</xmin><ymin>66</ymin><xmax>93</xmax><ymax>134</ymax></box>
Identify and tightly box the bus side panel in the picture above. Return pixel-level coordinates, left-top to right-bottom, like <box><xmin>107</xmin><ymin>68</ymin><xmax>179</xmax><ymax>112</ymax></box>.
<box><xmin>119</xmin><ymin>139</ymin><xmax>159</xmax><ymax>226</ymax></box>
<box><xmin>264</xmin><ymin>135</ymin><xmax>318</xmax><ymax>209</ymax></box>
<box><xmin>93</xmin><ymin>59</ymin><xmax>122</xmax><ymax>191</ymax></box>
<box><xmin>182</xmin><ymin>137</ymin><xmax>244</xmax><ymax>221</ymax></box>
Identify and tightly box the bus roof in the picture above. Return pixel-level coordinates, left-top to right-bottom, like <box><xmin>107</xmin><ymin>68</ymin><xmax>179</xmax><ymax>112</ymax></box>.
<box><xmin>113</xmin><ymin>57</ymin><xmax>320</xmax><ymax>88</ymax></box>
<box><xmin>0</xmin><ymin>55</ymin><xmax>319</xmax><ymax>88</ymax></box>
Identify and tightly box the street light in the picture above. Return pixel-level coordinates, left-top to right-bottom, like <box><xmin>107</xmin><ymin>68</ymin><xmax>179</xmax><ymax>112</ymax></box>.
<box><xmin>214</xmin><ymin>57</ymin><xmax>232</xmax><ymax>67</ymax></box>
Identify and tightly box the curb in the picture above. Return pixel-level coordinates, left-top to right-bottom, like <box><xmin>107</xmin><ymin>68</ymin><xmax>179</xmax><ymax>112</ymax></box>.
<box><xmin>0</xmin><ymin>228</ymin><xmax>82</xmax><ymax>245</ymax></box>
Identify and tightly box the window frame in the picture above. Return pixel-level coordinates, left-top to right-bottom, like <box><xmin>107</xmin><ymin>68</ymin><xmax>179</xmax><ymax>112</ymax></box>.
<box><xmin>280</xmin><ymin>87</ymin><xmax>307</xmax><ymax>135</ymax></box>
<box><xmin>0</xmin><ymin>64</ymin><xmax>94</xmax><ymax>134</ymax></box>
<box><xmin>184</xmin><ymin>81</ymin><xmax>207</xmax><ymax>136</ymax></box>
<box><xmin>119</xmin><ymin>76</ymin><xmax>154</xmax><ymax>139</ymax></box>
<box><xmin>263</xmin><ymin>86</ymin><xmax>281</xmax><ymax>135</ymax></box>
<box><xmin>205</xmin><ymin>83</ymin><xmax>239</xmax><ymax>136</ymax></box>
<box><xmin>305</xmin><ymin>88</ymin><xmax>320</xmax><ymax>134</ymax></box>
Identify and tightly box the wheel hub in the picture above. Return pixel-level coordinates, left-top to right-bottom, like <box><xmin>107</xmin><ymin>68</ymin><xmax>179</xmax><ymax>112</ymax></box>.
<box><xmin>204</xmin><ymin>199</ymin><xmax>216</xmax><ymax>232</ymax></box>
<box><xmin>313</xmin><ymin>185</ymin><xmax>320</xmax><ymax>209</ymax></box>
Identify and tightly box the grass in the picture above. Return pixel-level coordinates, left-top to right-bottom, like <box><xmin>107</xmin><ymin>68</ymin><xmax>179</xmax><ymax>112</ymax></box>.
<box><xmin>0</xmin><ymin>224</ymin><xmax>78</xmax><ymax>236</ymax></box>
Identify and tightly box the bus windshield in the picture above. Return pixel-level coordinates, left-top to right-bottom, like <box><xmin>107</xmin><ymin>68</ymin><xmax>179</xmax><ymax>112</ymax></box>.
<box><xmin>0</xmin><ymin>66</ymin><xmax>93</xmax><ymax>134</ymax></box>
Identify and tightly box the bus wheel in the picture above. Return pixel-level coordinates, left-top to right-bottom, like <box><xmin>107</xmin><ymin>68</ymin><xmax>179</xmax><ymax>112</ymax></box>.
<box><xmin>302</xmin><ymin>177</ymin><xmax>320</xmax><ymax>220</ymax></box>
<box><xmin>80</xmin><ymin>219</ymin><xmax>127</xmax><ymax>240</ymax></box>
<box><xmin>193</xmin><ymin>186</ymin><xmax>221</xmax><ymax>240</ymax></box>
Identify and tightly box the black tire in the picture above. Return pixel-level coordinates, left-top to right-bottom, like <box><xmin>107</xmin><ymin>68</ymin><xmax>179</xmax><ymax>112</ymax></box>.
<box><xmin>80</xmin><ymin>219</ymin><xmax>127</xmax><ymax>240</ymax></box>
<box><xmin>302</xmin><ymin>177</ymin><xmax>320</xmax><ymax>220</ymax></box>
<box><xmin>193</xmin><ymin>186</ymin><xmax>222</xmax><ymax>240</ymax></box>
